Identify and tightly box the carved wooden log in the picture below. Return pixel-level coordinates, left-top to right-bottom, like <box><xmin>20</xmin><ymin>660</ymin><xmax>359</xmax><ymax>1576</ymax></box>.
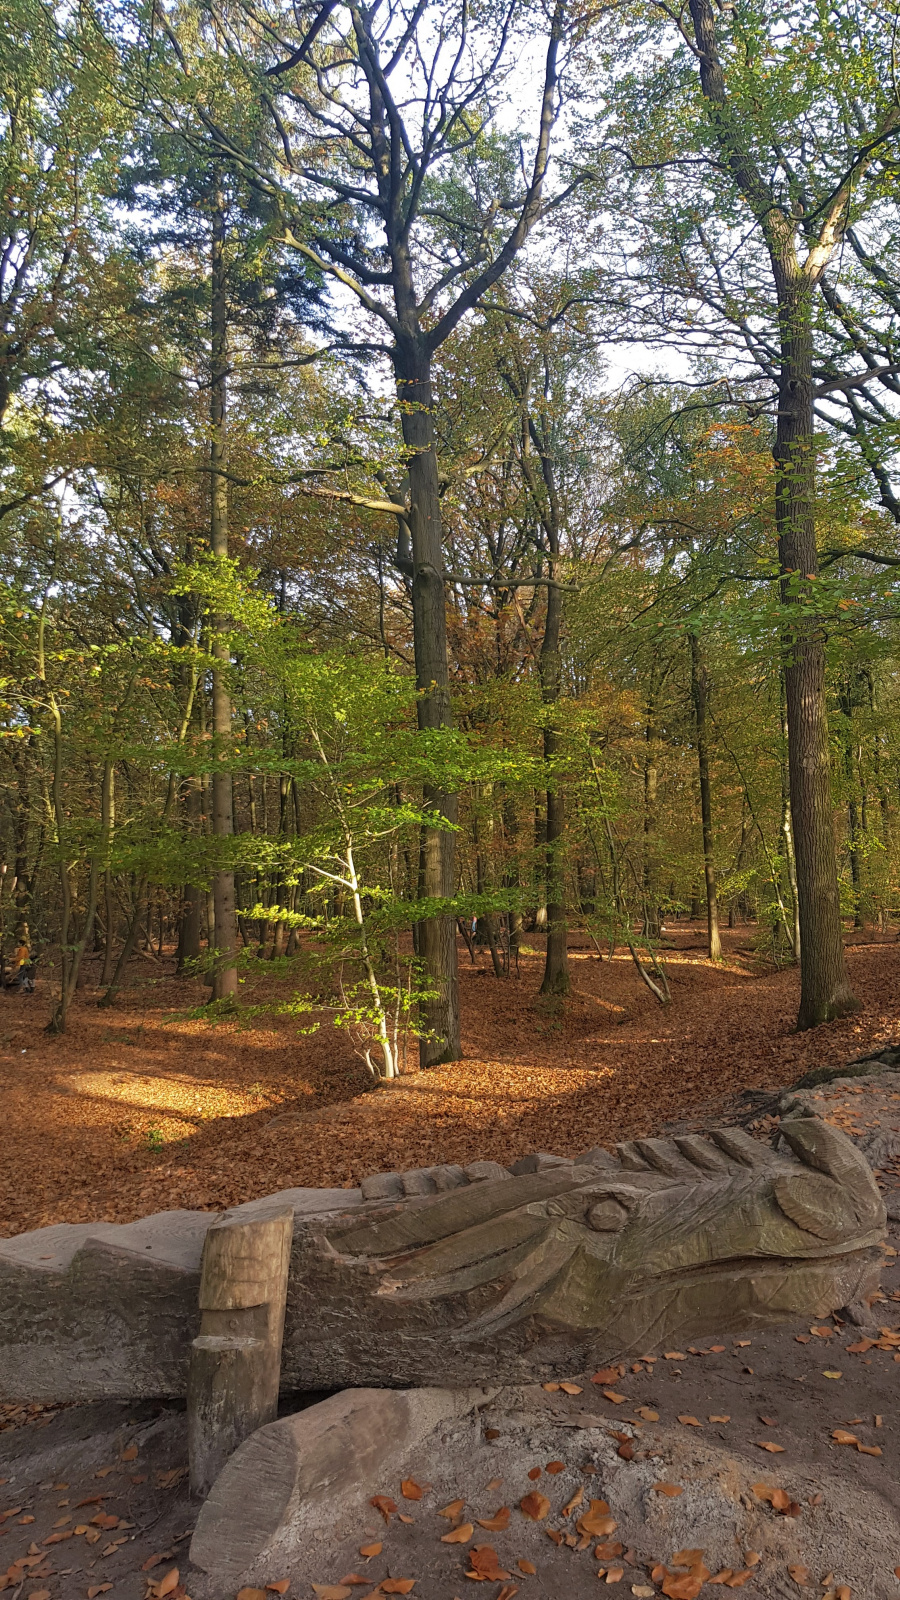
<box><xmin>187</xmin><ymin>1205</ymin><xmax>293</xmax><ymax>1497</ymax></box>
<box><xmin>0</xmin><ymin>1120</ymin><xmax>886</xmax><ymax>1399</ymax></box>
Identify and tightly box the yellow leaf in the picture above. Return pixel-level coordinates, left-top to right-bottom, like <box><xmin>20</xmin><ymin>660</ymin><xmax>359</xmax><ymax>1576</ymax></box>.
<box><xmin>441</xmin><ymin>1523</ymin><xmax>474</xmax><ymax>1544</ymax></box>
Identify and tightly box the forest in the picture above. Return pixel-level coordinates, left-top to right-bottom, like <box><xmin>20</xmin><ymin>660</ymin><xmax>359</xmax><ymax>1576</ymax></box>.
<box><xmin>2</xmin><ymin>0</ymin><xmax>900</xmax><ymax>1079</ymax></box>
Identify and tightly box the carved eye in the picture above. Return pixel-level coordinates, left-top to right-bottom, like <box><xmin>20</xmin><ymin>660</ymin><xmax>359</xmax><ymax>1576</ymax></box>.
<box><xmin>587</xmin><ymin>1197</ymin><xmax>631</xmax><ymax>1233</ymax></box>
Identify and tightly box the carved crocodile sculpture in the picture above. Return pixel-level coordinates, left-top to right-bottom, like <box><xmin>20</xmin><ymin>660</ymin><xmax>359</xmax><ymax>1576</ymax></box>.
<box><xmin>0</xmin><ymin>1117</ymin><xmax>885</xmax><ymax>1398</ymax></box>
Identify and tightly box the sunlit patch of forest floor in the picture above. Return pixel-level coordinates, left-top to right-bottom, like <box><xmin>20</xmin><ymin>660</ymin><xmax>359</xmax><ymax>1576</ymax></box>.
<box><xmin>1</xmin><ymin>923</ymin><xmax>898</xmax><ymax>1236</ymax></box>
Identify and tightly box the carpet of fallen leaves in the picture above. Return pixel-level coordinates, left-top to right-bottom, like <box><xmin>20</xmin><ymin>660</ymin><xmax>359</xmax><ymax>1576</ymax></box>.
<box><xmin>1</xmin><ymin>925</ymin><xmax>898</xmax><ymax>1236</ymax></box>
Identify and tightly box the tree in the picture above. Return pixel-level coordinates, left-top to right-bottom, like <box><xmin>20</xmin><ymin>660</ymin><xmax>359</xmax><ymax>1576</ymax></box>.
<box><xmin>146</xmin><ymin>0</ymin><xmax>586</xmax><ymax>1062</ymax></box>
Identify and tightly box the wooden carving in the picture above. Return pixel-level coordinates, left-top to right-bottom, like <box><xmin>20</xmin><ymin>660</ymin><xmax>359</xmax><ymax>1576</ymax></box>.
<box><xmin>0</xmin><ymin>1118</ymin><xmax>885</xmax><ymax>1399</ymax></box>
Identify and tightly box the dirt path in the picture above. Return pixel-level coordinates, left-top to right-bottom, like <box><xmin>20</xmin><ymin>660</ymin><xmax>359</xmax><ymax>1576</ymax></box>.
<box><xmin>2</xmin><ymin>928</ymin><xmax>898</xmax><ymax>1237</ymax></box>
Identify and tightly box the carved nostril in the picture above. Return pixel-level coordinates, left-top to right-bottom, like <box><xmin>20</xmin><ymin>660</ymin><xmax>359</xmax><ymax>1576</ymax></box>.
<box><xmin>587</xmin><ymin>1198</ymin><xmax>630</xmax><ymax>1232</ymax></box>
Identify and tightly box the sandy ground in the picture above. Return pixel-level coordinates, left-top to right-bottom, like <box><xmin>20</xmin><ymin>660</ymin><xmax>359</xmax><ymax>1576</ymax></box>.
<box><xmin>3</xmin><ymin>1242</ymin><xmax>900</xmax><ymax>1600</ymax></box>
<box><xmin>1</xmin><ymin>927</ymin><xmax>899</xmax><ymax>1237</ymax></box>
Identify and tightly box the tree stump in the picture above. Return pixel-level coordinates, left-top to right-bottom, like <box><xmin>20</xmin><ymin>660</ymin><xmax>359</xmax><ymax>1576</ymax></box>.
<box><xmin>188</xmin><ymin>1205</ymin><xmax>293</xmax><ymax>1497</ymax></box>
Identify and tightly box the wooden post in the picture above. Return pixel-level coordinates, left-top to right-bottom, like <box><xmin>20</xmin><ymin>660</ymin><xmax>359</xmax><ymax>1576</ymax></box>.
<box><xmin>188</xmin><ymin>1207</ymin><xmax>293</xmax><ymax>1498</ymax></box>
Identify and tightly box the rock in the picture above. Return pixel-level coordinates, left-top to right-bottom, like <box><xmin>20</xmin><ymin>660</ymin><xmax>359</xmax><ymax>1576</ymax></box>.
<box><xmin>574</xmin><ymin>1146</ymin><xmax>620</xmax><ymax>1169</ymax></box>
<box><xmin>190</xmin><ymin>1385</ymin><xmax>493</xmax><ymax>1587</ymax></box>
<box><xmin>401</xmin><ymin>1167</ymin><xmax>438</xmax><ymax>1196</ymax></box>
<box><xmin>431</xmin><ymin>1163</ymin><xmax>469</xmax><ymax>1190</ymax></box>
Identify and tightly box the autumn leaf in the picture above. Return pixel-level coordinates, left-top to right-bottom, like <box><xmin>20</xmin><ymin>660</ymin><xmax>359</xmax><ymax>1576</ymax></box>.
<box><xmin>652</xmin><ymin>1484</ymin><xmax>683</xmax><ymax>1497</ymax></box>
<box><xmin>664</xmin><ymin>1352</ymin><xmax>686</xmax><ymax>1360</ymax></box>
<box><xmin>337</xmin><ymin>1575</ymin><xmax>371</xmax><ymax>1586</ymax></box>
<box><xmin>87</xmin><ymin>1587</ymin><xmax>113</xmax><ymax>1599</ymax></box>
<box><xmin>236</xmin><ymin>1590</ymin><xmax>266</xmax><ymax>1600</ymax></box>
<box><xmin>476</xmin><ymin>1508</ymin><xmax>510</xmax><ymax>1531</ymax></box>
<box><xmin>857</xmin><ymin>1442</ymin><xmax>882</xmax><ymax>1456</ymax></box>
<box><xmin>616</xmin><ymin>1440</ymin><xmax>634</xmax><ymax>1460</ymax></box>
<box><xmin>438</xmin><ymin>1500</ymin><xmax>465</xmax><ymax>1519</ymax></box>
<box><xmin>466</xmin><ymin>1545</ymin><xmax>510</xmax><ymax>1581</ymax></box>
<box><xmin>496</xmin><ymin>1587</ymin><xmax>519</xmax><ymax>1600</ymax></box>
<box><xmin>576</xmin><ymin>1501</ymin><xmax>616</xmax><ymax>1538</ymax></box>
<box><xmin>709</xmin><ymin>1415</ymin><xmax>730</xmax><ymax>1424</ymax></box>
<box><xmin>595</xmin><ymin>1541</ymin><xmax>624</xmax><ymax>1559</ymax></box>
<box><xmin>822</xmin><ymin>1371</ymin><xmax>843</xmax><ymax>1380</ymax></box>
<box><xmin>561</xmin><ymin>1488</ymin><xmax>583</xmax><ymax>1517</ymax></box>
<box><xmin>603</xmin><ymin>1569</ymin><xmax>624</xmax><ymax>1585</ymax></box>
<box><xmin>155</xmin><ymin>1571</ymin><xmax>180</xmax><ymax>1598</ymax></box>
<box><xmin>660</xmin><ymin>1571</ymin><xmax>704</xmax><ymax>1599</ymax></box>
<box><xmin>517</xmin><ymin>1559</ymin><xmax>537</xmax><ymax>1574</ymax></box>
<box><xmin>441</xmin><ymin>1523</ymin><xmax>475</xmax><ymax>1544</ymax></box>
<box><xmin>401</xmin><ymin>1478</ymin><xmax>427</xmax><ymax>1501</ymax></box>
<box><xmin>603</xmin><ymin>1391</ymin><xmax>627</xmax><ymax>1404</ymax></box>
<box><xmin>671</xmin><ymin>1550</ymin><xmax>705</xmax><ymax>1566</ymax></box>
<box><xmin>677</xmin><ymin>1415</ymin><xmax>701</xmax><ymax>1428</ymax></box>
<box><xmin>381</xmin><ymin>1580</ymin><xmax>416</xmax><ymax>1594</ymax></box>
<box><xmin>370</xmin><ymin>1495</ymin><xmax>398</xmax><ymax>1522</ymax></box>
<box><xmin>519</xmin><ymin>1492</ymin><xmax>551</xmax><ymax>1522</ymax></box>
<box><xmin>267</xmin><ymin>1584</ymin><xmax>291</xmax><ymax>1595</ymax></box>
<box><xmin>636</xmin><ymin>1408</ymin><xmax>659</xmax><ymax>1421</ymax></box>
<box><xmin>787</xmin><ymin>1565</ymin><xmax>811</xmax><ymax>1585</ymax></box>
<box><xmin>558</xmin><ymin>1382</ymin><xmax>582</xmax><ymax>1395</ymax></box>
<box><xmin>526</xmin><ymin>1468</ymin><xmax>542</xmax><ymax>1481</ymax></box>
<box><xmin>541</xmin><ymin>1382</ymin><xmax>559</xmax><ymax>1392</ymax></box>
<box><xmin>397</xmin><ymin>1513</ymin><xmax>415</xmax><ymax>1525</ymax></box>
<box><xmin>545</xmin><ymin>1461</ymin><xmax>565</xmax><ymax>1475</ymax></box>
<box><xmin>591</xmin><ymin>1368</ymin><xmax>622</xmax><ymax>1384</ymax></box>
<box><xmin>310</xmin><ymin>1588</ymin><xmax>351</xmax><ymax>1600</ymax></box>
<box><xmin>831</xmin><ymin>1429</ymin><xmax>858</xmax><ymax>1445</ymax></box>
<box><xmin>485</xmin><ymin>1478</ymin><xmax>503</xmax><ymax>1492</ymax></box>
<box><xmin>359</xmin><ymin>1543</ymin><xmax>382</xmax><ymax>1558</ymax></box>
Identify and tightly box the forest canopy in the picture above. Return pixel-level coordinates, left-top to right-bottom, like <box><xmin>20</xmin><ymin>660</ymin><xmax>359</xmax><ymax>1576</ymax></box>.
<box><xmin>3</xmin><ymin>0</ymin><xmax>900</xmax><ymax>1061</ymax></box>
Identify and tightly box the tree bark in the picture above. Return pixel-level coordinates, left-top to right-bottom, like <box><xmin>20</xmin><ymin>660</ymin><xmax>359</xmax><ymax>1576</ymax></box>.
<box><xmin>539</xmin><ymin>559</ymin><xmax>569</xmax><ymax>994</ymax></box>
<box><xmin>394</xmin><ymin>337</ymin><xmax>460</xmax><ymax>1064</ymax></box>
<box><xmin>689</xmin><ymin>633</ymin><xmax>722</xmax><ymax>961</ymax></box>
<box><xmin>209</xmin><ymin>193</ymin><xmax>238</xmax><ymax>1003</ymax></box>
<box><xmin>775</xmin><ymin>287</ymin><xmax>856</xmax><ymax>1024</ymax></box>
<box><xmin>686</xmin><ymin>0</ymin><xmax>856</xmax><ymax>1027</ymax></box>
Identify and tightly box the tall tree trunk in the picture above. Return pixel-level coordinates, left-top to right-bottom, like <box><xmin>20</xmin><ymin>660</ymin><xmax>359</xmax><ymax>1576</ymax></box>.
<box><xmin>209</xmin><ymin>192</ymin><xmax>238</xmax><ymax>1002</ymax></box>
<box><xmin>395</xmin><ymin>337</ymin><xmax>460</xmax><ymax>1065</ymax></box>
<box><xmin>689</xmin><ymin>634</ymin><xmax>721</xmax><ymax>960</ymax></box>
<box><xmin>775</xmin><ymin>286</ymin><xmax>856</xmax><ymax>1024</ymax></box>
<box><xmin>642</xmin><ymin>673</ymin><xmax>661</xmax><ymax>939</ymax></box>
<box><xmin>539</xmin><ymin>561</ymin><xmax>569</xmax><ymax>994</ymax></box>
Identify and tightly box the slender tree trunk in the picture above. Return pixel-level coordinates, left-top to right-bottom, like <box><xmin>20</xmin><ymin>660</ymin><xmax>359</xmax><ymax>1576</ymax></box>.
<box><xmin>774</xmin><ymin>284</ymin><xmax>856</xmax><ymax>1025</ymax></box>
<box><xmin>539</xmin><ymin>572</ymin><xmax>568</xmax><ymax>994</ymax></box>
<box><xmin>642</xmin><ymin>675</ymin><xmax>660</xmax><ymax>939</ymax></box>
<box><xmin>689</xmin><ymin>633</ymin><xmax>722</xmax><ymax>961</ymax></box>
<box><xmin>394</xmin><ymin>336</ymin><xmax>460</xmax><ymax>1065</ymax></box>
<box><xmin>209</xmin><ymin>193</ymin><xmax>238</xmax><ymax>1002</ymax></box>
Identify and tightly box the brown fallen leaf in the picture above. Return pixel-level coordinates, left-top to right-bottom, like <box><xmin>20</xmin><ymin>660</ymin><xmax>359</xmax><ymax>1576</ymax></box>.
<box><xmin>677</xmin><ymin>1415</ymin><xmax>701</xmax><ymax>1428</ymax></box>
<box><xmin>236</xmin><ymin>1590</ymin><xmax>266</xmax><ymax>1600</ymax></box>
<box><xmin>576</xmin><ymin>1502</ymin><xmax>616</xmax><ymax>1538</ymax></box>
<box><xmin>518</xmin><ymin>1558</ymin><xmax>537</xmax><ymax>1574</ymax></box>
<box><xmin>467</xmin><ymin>1545</ymin><xmax>510</xmax><ymax>1581</ymax></box>
<box><xmin>267</xmin><ymin>1584</ymin><xmax>291</xmax><ymax>1595</ymax></box>
<box><xmin>595</xmin><ymin>1542</ymin><xmax>624</xmax><ymax>1560</ymax></box>
<box><xmin>519</xmin><ymin>1492</ymin><xmax>551</xmax><ymax>1522</ymax></box>
<box><xmin>558</xmin><ymin>1383</ymin><xmax>582</xmax><ymax>1395</ymax></box>
<box><xmin>603</xmin><ymin>1570</ymin><xmax>624</xmax><ymax>1585</ymax></box>
<box><xmin>397</xmin><ymin>1513</ymin><xmax>415</xmax><ymax>1525</ymax></box>
<box><xmin>542</xmin><ymin>1382</ymin><xmax>559</xmax><ymax>1392</ymax></box>
<box><xmin>24</xmin><ymin>1592</ymin><xmax>50</xmax><ymax>1600</ymax></box>
<box><xmin>370</xmin><ymin>1495</ymin><xmax>398</xmax><ymax>1523</ymax></box>
<box><xmin>709</xmin><ymin>1415</ymin><xmax>731</xmax><ymax>1424</ymax></box>
<box><xmin>636</xmin><ymin>1408</ymin><xmax>659</xmax><ymax>1422</ymax></box>
<box><xmin>441</xmin><ymin>1523</ymin><xmax>475</xmax><ymax>1544</ymax></box>
<box><xmin>401</xmin><ymin>1478</ymin><xmax>427</xmax><ymax>1501</ymax></box>
<box><xmin>545</xmin><ymin>1461</ymin><xmax>565</xmax><ymax>1475</ymax></box>
<box><xmin>381</xmin><ymin>1585</ymin><xmax>417</xmax><ymax>1597</ymax></box>
<box><xmin>338</xmin><ymin>1575</ymin><xmax>371</xmax><ymax>1586</ymax></box>
<box><xmin>591</xmin><ymin>1368</ymin><xmax>622</xmax><ymax>1385</ymax></box>
<box><xmin>856</xmin><ymin>1443</ymin><xmax>882</xmax><ymax>1456</ymax></box>
<box><xmin>485</xmin><ymin>1478</ymin><xmax>503</xmax><ymax>1492</ymax></box>
<box><xmin>752</xmin><ymin>1483</ymin><xmax>791</xmax><ymax>1512</ymax></box>
<box><xmin>310</xmin><ymin>1584</ymin><xmax>351</xmax><ymax>1598</ymax></box>
<box><xmin>652</xmin><ymin>1484</ymin><xmax>683</xmax><ymax>1497</ymax></box>
<box><xmin>660</xmin><ymin>1571</ymin><xmax>705</xmax><ymax>1599</ymax></box>
<box><xmin>155</xmin><ymin>1572</ymin><xmax>180</xmax><ymax>1599</ymax></box>
<box><xmin>616</xmin><ymin>1441</ymin><xmax>634</xmax><ymax>1461</ymax></box>
<box><xmin>831</xmin><ymin>1430</ymin><xmax>858</xmax><ymax>1445</ymax></box>
<box><xmin>359</xmin><ymin>1543</ymin><xmax>382</xmax><ymax>1559</ymax></box>
<box><xmin>545</xmin><ymin>1528</ymin><xmax>563</xmax><ymax>1546</ymax></box>
<box><xmin>121</xmin><ymin>1444</ymin><xmax>138</xmax><ymax>1461</ymax></box>
<box><xmin>87</xmin><ymin>1587</ymin><xmax>113</xmax><ymax>1599</ymax></box>
<box><xmin>787</xmin><ymin>1565</ymin><xmax>811</xmax><ymax>1586</ymax></box>
<box><xmin>755</xmin><ymin>1442</ymin><xmax>785</xmax><ymax>1453</ymax></box>
<box><xmin>484</xmin><ymin>1429</ymin><xmax>501</xmax><ymax>1440</ymax></box>
<box><xmin>671</xmin><ymin>1550</ymin><xmax>705</xmax><ymax>1566</ymax></box>
<box><xmin>561</xmin><ymin>1488</ymin><xmax>583</xmax><ymax>1517</ymax></box>
<box><xmin>438</xmin><ymin>1500</ymin><xmax>465</xmax><ymax>1520</ymax></box>
<box><xmin>664</xmin><ymin>1352</ymin><xmax>686</xmax><ymax>1360</ymax></box>
<box><xmin>476</xmin><ymin>1508</ymin><xmax>510</xmax><ymax>1532</ymax></box>
<box><xmin>496</xmin><ymin>1587</ymin><xmax>518</xmax><ymax>1600</ymax></box>
<box><xmin>722</xmin><ymin>1573</ymin><xmax>754</xmax><ymax>1589</ymax></box>
<box><xmin>142</xmin><ymin>1553</ymin><xmax>170</xmax><ymax>1571</ymax></box>
<box><xmin>603</xmin><ymin>1391</ymin><xmax>627</xmax><ymax>1405</ymax></box>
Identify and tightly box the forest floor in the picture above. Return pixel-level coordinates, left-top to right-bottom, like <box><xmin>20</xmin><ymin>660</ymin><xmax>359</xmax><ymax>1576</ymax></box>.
<box><xmin>1</xmin><ymin>922</ymin><xmax>899</xmax><ymax>1238</ymax></box>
